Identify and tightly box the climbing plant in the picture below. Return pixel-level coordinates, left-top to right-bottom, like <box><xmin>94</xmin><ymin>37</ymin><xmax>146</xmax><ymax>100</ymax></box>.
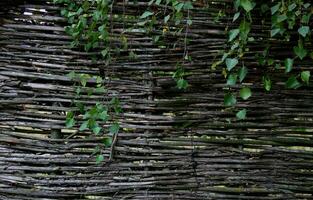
<box><xmin>53</xmin><ymin>0</ymin><xmax>121</xmax><ymax>163</ymax></box>
<box><xmin>216</xmin><ymin>0</ymin><xmax>312</xmax><ymax>120</ymax></box>
<box><xmin>54</xmin><ymin>0</ymin><xmax>312</xmax><ymax>162</ymax></box>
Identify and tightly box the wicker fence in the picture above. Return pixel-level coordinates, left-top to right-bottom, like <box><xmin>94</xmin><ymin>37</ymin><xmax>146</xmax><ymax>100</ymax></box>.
<box><xmin>1</xmin><ymin>0</ymin><xmax>313</xmax><ymax>199</ymax></box>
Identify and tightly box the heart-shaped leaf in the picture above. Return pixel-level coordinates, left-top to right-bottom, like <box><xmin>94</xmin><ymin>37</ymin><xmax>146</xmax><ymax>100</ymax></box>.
<box><xmin>298</xmin><ymin>26</ymin><xmax>310</xmax><ymax>37</ymax></box>
<box><xmin>240</xmin><ymin>87</ymin><xmax>252</xmax><ymax>100</ymax></box>
<box><xmin>226</xmin><ymin>58</ymin><xmax>238</xmax><ymax>71</ymax></box>
<box><xmin>286</xmin><ymin>76</ymin><xmax>302</xmax><ymax>89</ymax></box>
<box><xmin>224</xmin><ymin>93</ymin><xmax>237</xmax><ymax>107</ymax></box>
<box><xmin>228</xmin><ymin>29</ymin><xmax>240</xmax><ymax>42</ymax></box>
<box><xmin>96</xmin><ymin>154</ymin><xmax>104</xmax><ymax>164</ymax></box>
<box><xmin>301</xmin><ymin>71</ymin><xmax>310</xmax><ymax>85</ymax></box>
<box><xmin>233</xmin><ymin>12</ymin><xmax>240</xmax><ymax>22</ymax></box>
<box><xmin>293</xmin><ymin>46</ymin><xmax>307</xmax><ymax>60</ymax></box>
<box><xmin>240</xmin><ymin>0</ymin><xmax>254</xmax><ymax>12</ymax></box>
<box><xmin>227</xmin><ymin>74</ymin><xmax>237</xmax><ymax>86</ymax></box>
<box><xmin>284</xmin><ymin>58</ymin><xmax>293</xmax><ymax>73</ymax></box>
<box><xmin>238</xmin><ymin>66</ymin><xmax>248</xmax><ymax>82</ymax></box>
<box><xmin>262</xmin><ymin>76</ymin><xmax>272</xmax><ymax>91</ymax></box>
<box><xmin>140</xmin><ymin>11</ymin><xmax>154</xmax><ymax>19</ymax></box>
<box><xmin>236</xmin><ymin>109</ymin><xmax>247</xmax><ymax>120</ymax></box>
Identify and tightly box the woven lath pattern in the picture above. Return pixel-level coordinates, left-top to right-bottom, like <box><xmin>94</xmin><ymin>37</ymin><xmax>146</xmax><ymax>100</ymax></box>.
<box><xmin>1</xmin><ymin>0</ymin><xmax>313</xmax><ymax>199</ymax></box>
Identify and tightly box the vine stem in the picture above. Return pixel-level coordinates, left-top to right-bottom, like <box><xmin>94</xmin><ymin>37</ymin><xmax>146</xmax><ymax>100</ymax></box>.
<box><xmin>109</xmin><ymin>132</ymin><xmax>118</xmax><ymax>161</ymax></box>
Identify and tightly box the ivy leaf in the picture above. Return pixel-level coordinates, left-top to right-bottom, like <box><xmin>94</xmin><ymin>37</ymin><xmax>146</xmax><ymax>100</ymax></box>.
<box><xmin>96</xmin><ymin>154</ymin><xmax>104</xmax><ymax>164</ymax></box>
<box><xmin>187</xmin><ymin>19</ymin><xmax>192</xmax><ymax>26</ymax></box>
<box><xmin>303</xmin><ymin>3</ymin><xmax>311</xmax><ymax>9</ymax></box>
<box><xmin>226</xmin><ymin>58</ymin><xmax>238</xmax><ymax>71</ymax></box>
<box><xmin>240</xmin><ymin>87</ymin><xmax>251</xmax><ymax>100</ymax></box>
<box><xmin>301</xmin><ymin>71</ymin><xmax>310</xmax><ymax>85</ymax></box>
<box><xmin>174</xmin><ymin>2</ymin><xmax>184</xmax><ymax>12</ymax></box>
<box><xmin>164</xmin><ymin>15</ymin><xmax>170</xmax><ymax>23</ymax></box>
<box><xmin>177</xmin><ymin>78</ymin><xmax>188</xmax><ymax>89</ymax></box>
<box><xmin>184</xmin><ymin>1</ymin><xmax>194</xmax><ymax>9</ymax></box>
<box><xmin>233</xmin><ymin>12</ymin><xmax>240</xmax><ymax>22</ymax></box>
<box><xmin>79</xmin><ymin>121</ymin><xmax>89</xmax><ymax>131</ymax></box>
<box><xmin>109</xmin><ymin>123</ymin><xmax>120</xmax><ymax>135</ymax></box>
<box><xmin>67</xmin><ymin>71</ymin><xmax>76</xmax><ymax>79</ymax></box>
<box><xmin>92</xmin><ymin>126</ymin><xmax>102</xmax><ymax>135</ymax></box>
<box><xmin>228</xmin><ymin>29</ymin><xmax>240</xmax><ymax>42</ymax></box>
<box><xmin>103</xmin><ymin>137</ymin><xmax>113</xmax><ymax>147</ymax></box>
<box><xmin>140</xmin><ymin>11</ymin><xmax>154</xmax><ymax>19</ymax></box>
<box><xmin>65</xmin><ymin>117</ymin><xmax>75</xmax><ymax>128</ymax></box>
<box><xmin>286</xmin><ymin>76</ymin><xmax>302</xmax><ymax>89</ymax></box>
<box><xmin>224</xmin><ymin>93</ymin><xmax>237</xmax><ymax>107</ymax></box>
<box><xmin>238</xmin><ymin>66</ymin><xmax>248</xmax><ymax>82</ymax></box>
<box><xmin>155</xmin><ymin>0</ymin><xmax>162</xmax><ymax>5</ymax></box>
<box><xmin>288</xmin><ymin>3</ymin><xmax>297</xmax><ymax>11</ymax></box>
<box><xmin>240</xmin><ymin>0</ymin><xmax>254</xmax><ymax>12</ymax></box>
<box><xmin>301</xmin><ymin>14</ymin><xmax>311</xmax><ymax>24</ymax></box>
<box><xmin>262</xmin><ymin>76</ymin><xmax>272</xmax><ymax>91</ymax></box>
<box><xmin>284</xmin><ymin>58</ymin><xmax>293</xmax><ymax>73</ymax></box>
<box><xmin>293</xmin><ymin>45</ymin><xmax>307</xmax><ymax>60</ymax></box>
<box><xmin>239</xmin><ymin>20</ymin><xmax>251</xmax><ymax>41</ymax></box>
<box><xmin>277</xmin><ymin>14</ymin><xmax>287</xmax><ymax>23</ymax></box>
<box><xmin>99</xmin><ymin>110</ymin><xmax>109</xmax><ymax>121</ymax></box>
<box><xmin>298</xmin><ymin>26</ymin><xmax>310</xmax><ymax>37</ymax></box>
<box><xmin>227</xmin><ymin>74</ymin><xmax>237</xmax><ymax>86</ymax></box>
<box><xmin>271</xmin><ymin>28</ymin><xmax>280</xmax><ymax>37</ymax></box>
<box><xmin>101</xmin><ymin>48</ymin><xmax>108</xmax><ymax>58</ymax></box>
<box><xmin>236</xmin><ymin>109</ymin><xmax>247</xmax><ymax>120</ymax></box>
<box><xmin>271</xmin><ymin>3</ymin><xmax>281</xmax><ymax>15</ymax></box>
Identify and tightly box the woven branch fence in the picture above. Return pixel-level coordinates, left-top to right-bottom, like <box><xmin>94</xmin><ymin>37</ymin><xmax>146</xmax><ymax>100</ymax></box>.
<box><xmin>1</xmin><ymin>0</ymin><xmax>313</xmax><ymax>199</ymax></box>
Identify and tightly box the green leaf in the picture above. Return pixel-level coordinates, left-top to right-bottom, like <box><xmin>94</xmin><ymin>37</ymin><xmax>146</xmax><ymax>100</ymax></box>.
<box><xmin>224</xmin><ymin>93</ymin><xmax>237</xmax><ymax>107</ymax></box>
<box><xmin>238</xmin><ymin>66</ymin><xmax>248</xmax><ymax>82</ymax></box>
<box><xmin>293</xmin><ymin>45</ymin><xmax>307</xmax><ymax>60</ymax></box>
<box><xmin>288</xmin><ymin>3</ymin><xmax>297</xmax><ymax>11</ymax></box>
<box><xmin>98</xmin><ymin>110</ymin><xmax>109</xmax><ymax>121</ymax></box>
<box><xmin>240</xmin><ymin>87</ymin><xmax>251</xmax><ymax>100</ymax></box>
<box><xmin>92</xmin><ymin>126</ymin><xmax>102</xmax><ymax>135</ymax></box>
<box><xmin>262</xmin><ymin>76</ymin><xmax>272</xmax><ymax>91</ymax></box>
<box><xmin>103</xmin><ymin>137</ymin><xmax>113</xmax><ymax>147</ymax></box>
<box><xmin>271</xmin><ymin>3</ymin><xmax>281</xmax><ymax>15</ymax></box>
<box><xmin>177</xmin><ymin>78</ymin><xmax>188</xmax><ymax>89</ymax></box>
<box><xmin>96</xmin><ymin>154</ymin><xmax>104</xmax><ymax>164</ymax></box>
<box><xmin>303</xmin><ymin>3</ymin><xmax>311</xmax><ymax>9</ymax></box>
<box><xmin>301</xmin><ymin>14</ymin><xmax>311</xmax><ymax>24</ymax></box>
<box><xmin>227</xmin><ymin>74</ymin><xmax>237</xmax><ymax>86</ymax></box>
<box><xmin>240</xmin><ymin>0</ymin><xmax>254</xmax><ymax>12</ymax></box>
<box><xmin>140</xmin><ymin>11</ymin><xmax>154</xmax><ymax>19</ymax></box>
<box><xmin>286</xmin><ymin>76</ymin><xmax>302</xmax><ymax>89</ymax></box>
<box><xmin>228</xmin><ymin>29</ymin><xmax>240</xmax><ymax>42</ymax></box>
<box><xmin>301</xmin><ymin>71</ymin><xmax>310</xmax><ymax>85</ymax></box>
<box><xmin>101</xmin><ymin>48</ymin><xmax>108</xmax><ymax>57</ymax></box>
<box><xmin>277</xmin><ymin>14</ymin><xmax>287</xmax><ymax>23</ymax></box>
<box><xmin>164</xmin><ymin>15</ymin><xmax>170</xmax><ymax>23</ymax></box>
<box><xmin>226</xmin><ymin>58</ymin><xmax>238</xmax><ymax>71</ymax></box>
<box><xmin>298</xmin><ymin>26</ymin><xmax>310</xmax><ymax>37</ymax></box>
<box><xmin>236</xmin><ymin>109</ymin><xmax>247</xmax><ymax>120</ymax></box>
<box><xmin>233</xmin><ymin>12</ymin><xmax>240</xmax><ymax>22</ymax></box>
<box><xmin>79</xmin><ymin>121</ymin><xmax>89</xmax><ymax>131</ymax></box>
<box><xmin>284</xmin><ymin>58</ymin><xmax>293</xmax><ymax>73</ymax></box>
<box><xmin>271</xmin><ymin>28</ymin><xmax>280</xmax><ymax>37</ymax></box>
<box><xmin>239</xmin><ymin>20</ymin><xmax>251</xmax><ymax>41</ymax></box>
<box><xmin>109</xmin><ymin>123</ymin><xmax>120</xmax><ymax>135</ymax></box>
<box><xmin>67</xmin><ymin>71</ymin><xmax>76</xmax><ymax>79</ymax></box>
<box><xmin>184</xmin><ymin>1</ymin><xmax>194</xmax><ymax>9</ymax></box>
<box><xmin>66</xmin><ymin>118</ymin><xmax>75</xmax><ymax>128</ymax></box>
<box><xmin>174</xmin><ymin>2</ymin><xmax>184</xmax><ymax>12</ymax></box>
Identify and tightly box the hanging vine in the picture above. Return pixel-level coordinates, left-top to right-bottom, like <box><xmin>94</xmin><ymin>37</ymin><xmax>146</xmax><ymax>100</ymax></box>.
<box><xmin>54</xmin><ymin>0</ymin><xmax>312</xmax><ymax>163</ymax></box>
